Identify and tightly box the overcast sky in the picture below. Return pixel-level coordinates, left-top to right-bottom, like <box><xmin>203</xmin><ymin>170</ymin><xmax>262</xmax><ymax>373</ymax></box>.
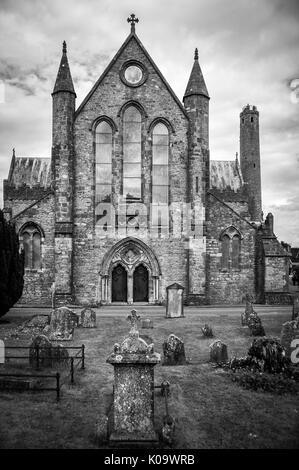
<box><xmin>0</xmin><ymin>0</ymin><xmax>298</xmax><ymax>244</ymax></box>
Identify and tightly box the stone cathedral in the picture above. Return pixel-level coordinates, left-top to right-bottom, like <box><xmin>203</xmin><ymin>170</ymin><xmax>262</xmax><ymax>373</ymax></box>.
<box><xmin>3</xmin><ymin>16</ymin><xmax>290</xmax><ymax>307</ymax></box>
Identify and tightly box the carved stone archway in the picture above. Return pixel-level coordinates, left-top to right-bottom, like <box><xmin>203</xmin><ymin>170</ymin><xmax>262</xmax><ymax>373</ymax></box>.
<box><xmin>100</xmin><ymin>237</ymin><xmax>161</xmax><ymax>304</ymax></box>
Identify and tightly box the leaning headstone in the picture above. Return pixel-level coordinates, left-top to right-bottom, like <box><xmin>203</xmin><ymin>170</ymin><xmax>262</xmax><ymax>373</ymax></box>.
<box><xmin>241</xmin><ymin>294</ymin><xmax>255</xmax><ymax>326</ymax></box>
<box><xmin>292</xmin><ymin>295</ymin><xmax>299</xmax><ymax>321</ymax></box>
<box><xmin>107</xmin><ymin>310</ymin><xmax>160</xmax><ymax>444</ymax></box>
<box><xmin>80</xmin><ymin>307</ymin><xmax>96</xmax><ymax>328</ymax></box>
<box><xmin>48</xmin><ymin>307</ymin><xmax>77</xmax><ymax>341</ymax></box>
<box><xmin>248</xmin><ymin>313</ymin><xmax>265</xmax><ymax>336</ymax></box>
<box><xmin>281</xmin><ymin>317</ymin><xmax>299</xmax><ymax>359</ymax></box>
<box><xmin>162</xmin><ymin>334</ymin><xmax>187</xmax><ymax>365</ymax></box>
<box><xmin>142</xmin><ymin>318</ymin><xmax>154</xmax><ymax>329</ymax></box>
<box><xmin>166</xmin><ymin>283</ymin><xmax>184</xmax><ymax>318</ymax></box>
<box><xmin>29</xmin><ymin>335</ymin><xmax>53</xmax><ymax>368</ymax></box>
<box><xmin>209</xmin><ymin>340</ymin><xmax>228</xmax><ymax>363</ymax></box>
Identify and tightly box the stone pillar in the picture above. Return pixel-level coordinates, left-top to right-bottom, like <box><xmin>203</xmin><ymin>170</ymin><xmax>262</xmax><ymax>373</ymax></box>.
<box><xmin>107</xmin><ymin>310</ymin><xmax>160</xmax><ymax>444</ymax></box>
<box><xmin>127</xmin><ymin>274</ymin><xmax>133</xmax><ymax>304</ymax></box>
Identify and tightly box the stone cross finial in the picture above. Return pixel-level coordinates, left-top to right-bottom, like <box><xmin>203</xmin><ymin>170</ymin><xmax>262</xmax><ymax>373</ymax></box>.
<box><xmin>127</xmin><ymin>13</ymin><xmax>139</xmax><ymax>33</ymax></box>
<box><xmin>62</xmin><ymin>40</ymin><xmax>67</xmax><ymax>54</ymax></box>
<box><xmin>127</xmin><ymin>309</ymin><xmax>140</xmax><ymax>333</ymax></box>
<box><xmin>194</xmin><ymin>48</ymin><xmax>199</xmax><ymax>60</ymax></box>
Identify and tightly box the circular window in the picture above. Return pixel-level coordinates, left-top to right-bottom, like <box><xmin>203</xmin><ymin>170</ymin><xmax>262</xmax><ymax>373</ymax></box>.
<box><xmin>124</xmin><ymin>65</ymin><xmax>143</xmax><ymax>85</ymax></box>
<box><xmin>120</xmin><ymin>61</ymin><xmax>147</xmax><ymax>87</ymax></box>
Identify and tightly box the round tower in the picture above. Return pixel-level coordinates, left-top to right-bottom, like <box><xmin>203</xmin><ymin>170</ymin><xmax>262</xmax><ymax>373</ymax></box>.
<box><xmin>240</xmin><ymin>104</ymin><xmax>262</xmax><ymax>221</ymax></box>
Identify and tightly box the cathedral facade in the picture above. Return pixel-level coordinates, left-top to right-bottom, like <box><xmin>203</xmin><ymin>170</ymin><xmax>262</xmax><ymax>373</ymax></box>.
<box><xmin>3</xmin><ymin>17</ymin><xmax>290</xmax><ymax>307</ymax></box>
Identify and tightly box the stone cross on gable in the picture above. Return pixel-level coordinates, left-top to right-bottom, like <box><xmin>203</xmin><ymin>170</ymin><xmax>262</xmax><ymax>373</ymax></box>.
<box><xmin>127</xmin><ymin>309</ymin><xmax>140</xmax><ymax>334</ymax></box>
<box><xmin>127</xmin><ymin>13</ymin><xmax>139</xmax><ymax>33</ymax></box>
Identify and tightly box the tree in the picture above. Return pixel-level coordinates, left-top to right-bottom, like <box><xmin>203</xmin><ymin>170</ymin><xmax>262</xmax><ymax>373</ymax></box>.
<box><xmin>0</xmin><ymin>210</ymin><xmax>24</xmax><ymax>318</ymax></box>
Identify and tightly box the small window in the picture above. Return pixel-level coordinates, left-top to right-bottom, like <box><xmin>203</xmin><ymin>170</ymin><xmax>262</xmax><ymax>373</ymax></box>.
<box><xmin>20</xmin><ymin>224</ymin><xmax>42</xmax><ymax>269</ymax></box>
<box><xmin>251</xmin><ymin>117</ymin><xmax>254</xmax><ymax>123</ymax></box>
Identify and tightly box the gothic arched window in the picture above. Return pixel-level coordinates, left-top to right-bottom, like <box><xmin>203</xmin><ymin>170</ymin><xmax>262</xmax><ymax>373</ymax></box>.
<box><xmin>123</xmin><ymin>106</ymin><xmax>141</xmax><ymax>200</ymax></box>
<box><xmin>95</xmin><ymin>120</ymin><xmax>113</xmax><ymax>204</ymax></box>
<box><xmin>220</xmin><ymin>227</ymin><xmax>242</xmax><ymax>271</ymax></box>
<box><xmin>221</xmin><ymin>234</ymin><xmax>230</xmax><ymax>270</ymax></box>
<box><xmin>20</xmin><ymin>224</ymin><xmax>42</xmax><ymax>269</ymax></box>
<box><xmin>152</xmin><ymin>122</ymin><xmax>169</xmax><ymax>204</ymax></box>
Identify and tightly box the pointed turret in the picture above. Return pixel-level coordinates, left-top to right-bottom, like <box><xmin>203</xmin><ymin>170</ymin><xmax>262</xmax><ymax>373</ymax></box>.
<box><xmin>184</xmin><ymin>49</ymin><xmax>210</xmax><ymax>305</ymax></box>
<box><xmin>52</xmin><ymin>41</ymin><xmax>76</xmax><ymax>96</ymax></box>
<box><xmin>183</xmin><ymin>48</ymin><xmax>209</xmax><ymax>100</ymax></box>
<box><xmin>51</xmin><ymin>41</ymin><xmax>76</xmax><ymax>305</ymax></box>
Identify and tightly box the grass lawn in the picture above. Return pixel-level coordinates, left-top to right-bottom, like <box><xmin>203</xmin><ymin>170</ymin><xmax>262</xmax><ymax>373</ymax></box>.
<box><xmin>0</xmin><ymin>306</ymin><xmax>298</xmax><ymax>449</ymax></box>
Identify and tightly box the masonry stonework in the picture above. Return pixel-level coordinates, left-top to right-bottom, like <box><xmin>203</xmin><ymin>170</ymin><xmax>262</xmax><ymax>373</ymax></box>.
<box><xmin>3</xmin><ymin>19</ymin><xmax>290</xmax><ymax>307</ymax></box>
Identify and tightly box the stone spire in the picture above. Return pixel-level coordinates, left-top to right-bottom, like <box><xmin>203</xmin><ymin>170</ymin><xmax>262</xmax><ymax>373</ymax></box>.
<box><xmin>183</xmin><ymin>48</ymin><xmax>209</xmax><ymax>100</ymax></box>
<box><xmin>52</xmin><ymin>41</ymin><xmax>76</xmax><ymax>96</ymax></box>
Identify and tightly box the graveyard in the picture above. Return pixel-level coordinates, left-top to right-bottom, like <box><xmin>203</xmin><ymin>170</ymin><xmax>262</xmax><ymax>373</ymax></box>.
<box><xmin>0</xmin><ymin>304</ymin><xmax>298</xmax><ymax>449</ymax></box>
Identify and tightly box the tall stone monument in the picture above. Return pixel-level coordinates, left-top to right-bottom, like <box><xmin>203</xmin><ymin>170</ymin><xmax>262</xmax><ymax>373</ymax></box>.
<box><xmin>107</xmin><ymin>310</ymin><xmax>161</xmax><ymax>445</ymax></box>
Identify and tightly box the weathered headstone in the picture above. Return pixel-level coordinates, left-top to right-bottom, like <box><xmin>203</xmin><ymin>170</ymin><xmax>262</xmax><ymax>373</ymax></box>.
<box><xmin>29</xmin><ymin>335</ymin><xmax>53</xmax><ymax>368</ymax></box>
<box><xmin>209</xmin><ymin>340</ymin><xmax>228</xmax><ymax>363</ymax></box>
<box><xmin>202</xmin><ymin>324</ymin><xmax>214</xmax><ymax>338</ymax></box>
<box><xmin>52</xmin><ymin>344</ymin><xmax>69</xmax><ymax>367</ymax></box>
<box><xmin>248</xmin><ymin>313</ymin><xmax>265</xmax><ymax>336</ymax></box>
<box><xmin>162</xmin><ymin>334</ymin><xmax>187</xmax><ymax>365</ymax></box>
<box><xmin>141</xmin><ymin>318</ymin><xmax>153</xmax><ymax>329</ymax></box>
<box><xmin>107</xmin><ymin>310</ymin><xmax>160</xmax><ymax>444</ymax></box>
<box><xmin>48</xmin><ymin>306</ymin><xmax>77</xmax><ymax>341</ymax></box>
<box><xmin>292</xmin><ymin>295</ymin><xmax>299</xmax><ymax>320</ymax></box>
<box><xmin>24</xmin><ymin>315</ymin><xmax>50</xmax><ymax>329</ymax></box>
<box><xmin>166</xmin><ymin>283</ymin><xmax>184</xmax><ymax>318</ymax></box>
<box><xmin>80</xmin><ymin>307</ymin><xmax>96</xmax><ymax>328</ymax></box>
<box><xmin>281</xmin><ymin>317</ymin><xmax>299</xmax><ymax>359</ymax></box>
<box><xmin>241</xmin><ymin>294</ymin><xmax>254</xmax><ymax>326</ymax></box>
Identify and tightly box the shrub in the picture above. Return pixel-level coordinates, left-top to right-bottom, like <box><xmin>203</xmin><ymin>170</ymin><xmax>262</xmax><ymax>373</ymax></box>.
<box><xmin>0</xmin><ymin>210</ymin><xmax>24</xmax><ymax>318</ymax></box>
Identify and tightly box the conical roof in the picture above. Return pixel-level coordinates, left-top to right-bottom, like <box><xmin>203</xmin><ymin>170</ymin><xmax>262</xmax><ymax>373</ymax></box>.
<box><xmin>184</xmin><ymin>48</ymin><xmax>209</xmax><ymax>100</ymax></box>
<box><xmin>52</xmin><ymin>41</ymin><xmax>76</xmax><ymax>96</ymax></box>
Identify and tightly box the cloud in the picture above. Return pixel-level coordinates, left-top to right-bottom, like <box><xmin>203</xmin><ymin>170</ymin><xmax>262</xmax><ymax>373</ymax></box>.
<box><xmin>0</xmin><ymin>0</ymin><xmax>298</xmax><ymax>245</ymax></box>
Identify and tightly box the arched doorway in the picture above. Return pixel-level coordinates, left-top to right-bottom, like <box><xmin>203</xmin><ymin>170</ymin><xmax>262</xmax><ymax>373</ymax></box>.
<box><xmin>133</xmin><ymin>264</ymin><xmax>149</xmax><ymax>302</ymax></box>
<box><xmin>112</xmin><ymin>264</ymin><xmax>127</xmax><ymax>302</ymax></box>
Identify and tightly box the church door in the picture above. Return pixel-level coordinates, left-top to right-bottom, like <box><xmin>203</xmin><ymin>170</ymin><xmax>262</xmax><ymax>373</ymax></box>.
<box><xmin>112</xmin><ymin>265</ymin><xmax>127</xmax><ymax>302</ymax></box>
<box><xmin>133</xmin><ymin>264</ymin><xmax>149</xmax><ymax>302</ymax></box>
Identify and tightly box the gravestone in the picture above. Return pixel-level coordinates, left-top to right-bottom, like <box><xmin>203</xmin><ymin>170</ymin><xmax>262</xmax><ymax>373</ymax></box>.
<box><xmin>48</xmin><ymin>307</ymin><xmax>77</xmax><ymax>341</ymax></box>
<box><xmin>202</xmin><ymin>324</ymin><xmax>214</xmax><ymax>338</ymax></box>
<box><xmin>209</xmin><ymin>340</ymin><xmax>228</xmax><ymax>363</ymax></box>
<box><xmin>29</xmin><ymin>335</ymin><xmax>53</xmax><ymax>368</ymax></box>
<box><xmin>241</xmin><ymin>294</ymin><xmax>254</xmax><ymax>326</ymax></box>
<box><xmin>292</xmin><ymin>295</ymin><xmax>299</xmax><ymax>320</ymax></box>
<box><xmin>248</xmin><ymin>313</ymin><xmax>265</xmax><ymax>336</ymax></box>
<box><xmin>107</xmin><ymin>310</ymin><xmax>160</xmax><ymax>444</ymax></box>
<box><xmin>166</xmin><ymin>283</ymin><xmax>184</xmax><ymax>318</ymax></box>
<box><xmin>52</xmin><ymin>344</ymin><xmax>69</xmax><ymax>367</ymax></box>
<box><xmin>24</xmin><ymin>315</ymin><xmax>50</xmax><ymax>329</ymax></box>
<box><xmin>162</xmin><ymin>334</ymin><xmax>187</xmax><ymax>365</ymax></box>
<box><xmin>141</xmin><ymin>318</ymin><xmax>153</xmax><ymax>329</ymax></box>
<box><xmin>281</xmin><ymin>317</ymin><xmax>299</xmax><ymax>359</ymax></box>
<box><xmin>80</xmin><ymin>308</ymin><xmax>96</xmax><ymax>328</ymax></box>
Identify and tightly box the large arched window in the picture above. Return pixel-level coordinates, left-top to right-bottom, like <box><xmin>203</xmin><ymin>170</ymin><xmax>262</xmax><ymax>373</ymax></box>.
<box><xmin>95</xmin><ymin>121</ymin><xmax>113</xmax><ymax>204</ymax></box>
<box><xmin>152</xmin><ymin>122</ymin><xmax>169</xmax><ymax>204</ymax></box>
<box><xmin>123</xmin><ymin>106</ymin><xmax>141</xmax><ymax>200</ymax></box>
<box><xmin>220</xmin><ymin>227</ymin><xmax>242</xmax><ymax>271</ymax></box>
<box><xmin>20</xmin><ymin>224</ymin><xmax>42</xmax><ymax>269</ymax></box>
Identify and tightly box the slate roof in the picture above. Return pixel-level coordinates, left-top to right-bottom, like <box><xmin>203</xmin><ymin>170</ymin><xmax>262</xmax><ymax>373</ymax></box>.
<box><xmin>184</xmin><ymin>49</ymin><xmax>209</xmax><ymax>100</ymax></box>
<box><xmin>52</xmin><ymin>41</ymin><xmax>76</xmax><ymax>96</ymax></box>
<box><xmin>210</xmin><ymin>159</ymin><xmax>244</xmax><ymax>191</ymax></box>
<box><xmin>9</xmin><ymin>157</ymin><xmax>51</xmax><ymax>189</ymax></box>
<box><xmin>262</xmin><ymin>237</ymin><xmax>291</xmax><ymax>257</ymax></box>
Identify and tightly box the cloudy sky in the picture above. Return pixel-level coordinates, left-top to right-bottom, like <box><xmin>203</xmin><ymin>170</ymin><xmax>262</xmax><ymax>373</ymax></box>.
<box><xmin>0</xmin><ymin>0</ymin><xmax>298</xmax><ymax>244</ymax></box>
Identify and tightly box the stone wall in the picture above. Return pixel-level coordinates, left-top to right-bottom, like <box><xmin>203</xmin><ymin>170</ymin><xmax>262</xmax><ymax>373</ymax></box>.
<box><xmin>12</xmin><ymin>195</ymin><xmax>55</xmax><ymax>305</ymax></box>
<box><xmin>206</xmin><ymin>193</ymin><xmax>256</xmax><ymax>304</ymax></box>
